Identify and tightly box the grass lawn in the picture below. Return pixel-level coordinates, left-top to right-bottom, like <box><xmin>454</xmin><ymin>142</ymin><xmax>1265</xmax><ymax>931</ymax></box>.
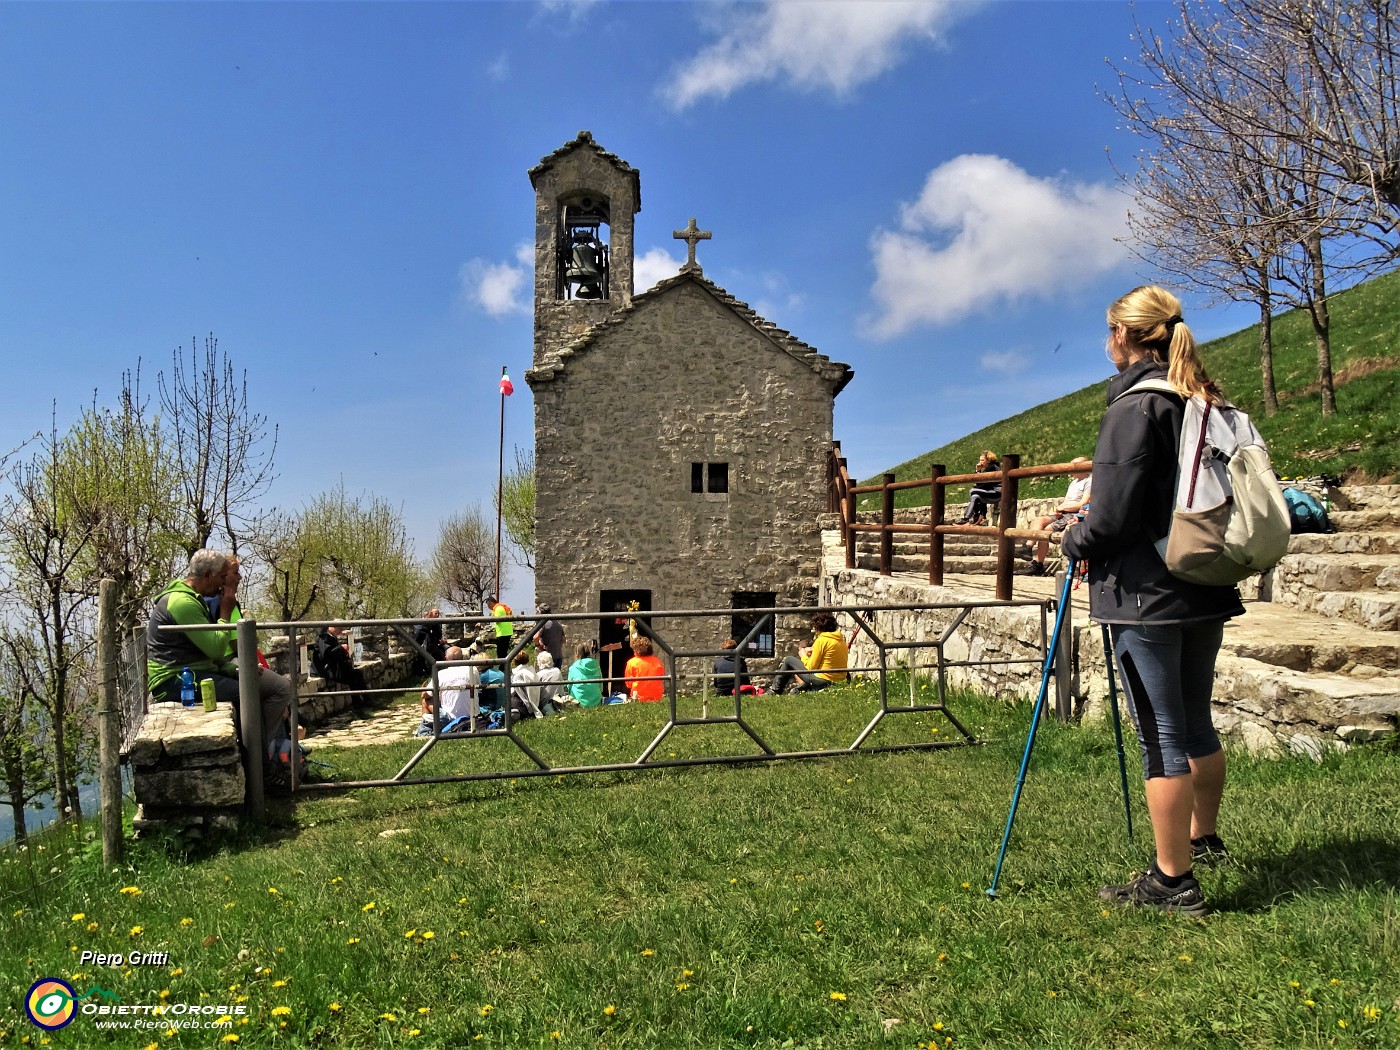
<box><xmin>2</xmin><ymin>683</ymin><xmax>1397</xmax><ymax>1049</ymax></box>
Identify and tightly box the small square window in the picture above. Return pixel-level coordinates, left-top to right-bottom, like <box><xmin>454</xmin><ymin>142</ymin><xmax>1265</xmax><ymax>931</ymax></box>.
<box><xmin>708</xmin><ymin>462</ymin><xmax>729</xmax><ymax>494</ymax></box>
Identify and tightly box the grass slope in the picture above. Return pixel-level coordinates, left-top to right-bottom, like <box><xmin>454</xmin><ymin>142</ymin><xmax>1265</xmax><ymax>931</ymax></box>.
<box><xmin>3</xmin><ymin>685</ymin><xmax>1397</xmax><ymax>1049</ymax></box>
<box><xmin>867</xmin><ymin>272</ymin><xmax>1400</xmax><ymax>507</ymax></box>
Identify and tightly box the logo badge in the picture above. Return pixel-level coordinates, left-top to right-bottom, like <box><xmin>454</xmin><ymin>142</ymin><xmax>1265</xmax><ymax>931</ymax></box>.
<box><xmin>25</xmin><ymin>978</ymin><xmax>77</xmax><ymax>1030</ymax></box>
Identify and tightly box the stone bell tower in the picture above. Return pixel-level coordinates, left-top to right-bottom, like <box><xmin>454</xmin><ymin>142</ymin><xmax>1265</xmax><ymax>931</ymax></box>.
<box><xmin>527</xmin><ymin>130</ymin><xmax>641</xmax><ymax>367</ymax></box>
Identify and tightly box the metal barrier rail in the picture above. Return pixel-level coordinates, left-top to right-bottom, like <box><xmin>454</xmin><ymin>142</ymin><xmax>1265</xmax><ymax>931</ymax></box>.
<box><xmin>163</xmin><ymin>598</ymin><xmax>1052</xmax><ymax>805</ymax></box>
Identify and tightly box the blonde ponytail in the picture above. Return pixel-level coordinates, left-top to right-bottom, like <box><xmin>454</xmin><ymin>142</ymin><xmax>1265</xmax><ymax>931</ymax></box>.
<box><xmin>1108</xmin><ymin>285</ymin><xmax>1218</xmax><ymax>401</ymax></box>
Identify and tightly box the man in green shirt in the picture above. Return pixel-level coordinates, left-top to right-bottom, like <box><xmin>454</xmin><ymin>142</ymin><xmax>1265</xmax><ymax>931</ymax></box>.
<box><xmin>147</xmin><ymin>549</ymin><xmax>292</xmax><ymax>752</ymax></box>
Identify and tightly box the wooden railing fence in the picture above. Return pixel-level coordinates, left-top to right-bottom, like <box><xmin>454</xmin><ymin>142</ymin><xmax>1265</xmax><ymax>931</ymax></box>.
<box><xmin>827</xmin><ymin>443</ymin><xmax>1090</xmax><ymax>601</ymax></box>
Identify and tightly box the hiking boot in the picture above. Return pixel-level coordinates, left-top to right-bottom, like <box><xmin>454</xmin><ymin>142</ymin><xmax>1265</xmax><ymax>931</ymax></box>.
<box><xmin>1027</xmin><ymin>561</ymin><xmax>1049</xmax><ymax>576</ymax></box>
<box><xmin>1190</xmin><ymin>834</ymin><xmax>1231</xmax><ymax>867</ymax></box>
<box><xmin>1099</xmin><ymin>866</ymin><xmax>1210</xmax><ymax>917</ymax></box>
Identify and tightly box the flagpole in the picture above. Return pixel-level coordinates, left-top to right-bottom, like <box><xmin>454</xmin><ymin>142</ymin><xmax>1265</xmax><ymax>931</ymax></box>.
<box><xmin>495</xmin><ymin>365</ymin><xmax>507</xmax><ymax>598</ymax></box>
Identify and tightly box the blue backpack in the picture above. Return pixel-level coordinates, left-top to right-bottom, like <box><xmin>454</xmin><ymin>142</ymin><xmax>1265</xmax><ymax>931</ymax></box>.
<box><xmin>1282</xmin><ymin>487</ymin><xmax>1333</xmax><ymax>534</ymax></box>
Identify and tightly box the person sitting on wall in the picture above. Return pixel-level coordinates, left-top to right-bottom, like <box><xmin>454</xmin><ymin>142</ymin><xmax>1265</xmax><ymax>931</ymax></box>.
<box><xmin>1029</xmin><ymin>457</ymin><xmax>1092</xmax><ymax>576</ymax></box>
<box><xmin>567</xmin><ymin>640</ymin><xmax>603</xmax><ymax>708</ymax></box>
<box><xmin>624</xmin><ymin>635</ymin><xmax>667</xmax><ymax>703</ymax></box>
<box><xmin>712</xmin><ymin>638</ymin><xmax>750</xmax><ymax>697</ymax></box>
<box><xmin>411</xmin><ymin>607</ymin><xmax>447</xmax><ymax>675</ymax></box>
<box><xmin>768</xmin><ymin>612</ymin><xmax>849</xmax><ymax>696</ymax></box>
<box><xmin>146</xmin><ymin>548</ymin><xmax>293</xmax><ymax>755</ymax></box>
<box><xmin>416</xmin><ymin>645</ymin><xmax>479</xmax><ymax>736</ymax></box>
<box><xmin>959</xmin><ymin>450</ymin><xmax>1002</xmax><ymax>525</ymax></box>
<box><xmin>313</xmin><ymin>623</ymin><xmax>370</xmax><ymax>704</ymax></box>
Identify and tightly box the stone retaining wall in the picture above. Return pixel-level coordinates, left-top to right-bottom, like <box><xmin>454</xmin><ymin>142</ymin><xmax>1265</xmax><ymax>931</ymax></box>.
<box><xmin>128</xmin><ymin>703</ymin><xmax>244</xmax><ymax>838</ymax></box>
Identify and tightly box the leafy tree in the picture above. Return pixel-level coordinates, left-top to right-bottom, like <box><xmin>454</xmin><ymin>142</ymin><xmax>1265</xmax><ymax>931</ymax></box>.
<box><xmin>255</xmin><ymin>484</ymin><xmax>423</xmax><ymax>622</ymax></box>
<box><xmin>0</xmin><ymin>642</ymin><xmax>54</xmax><ymax>843</ymax></box>
<box><xmin>498</xmin><ymin>447</ymin><xmax>536</xmax><ymax>570</ymax></box>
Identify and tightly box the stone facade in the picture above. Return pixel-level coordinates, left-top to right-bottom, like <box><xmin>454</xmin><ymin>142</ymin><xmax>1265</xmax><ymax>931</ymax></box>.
<box><xmin>525</xmin><ymin>133</ymin><xmax>853</xmax><ymax>656</ymax></box>
<box><xmin>128</xmin><ymin>702</ymin><xmax>244</xmax><ymax>837</ymax></box>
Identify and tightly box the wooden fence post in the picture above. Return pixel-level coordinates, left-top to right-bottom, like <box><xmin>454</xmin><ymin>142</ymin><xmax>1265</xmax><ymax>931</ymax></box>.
<box><xmin>97</xmin><ymin>579</ymin><xmax>123</xmax><ymax>865</ymax></box>
<box><xmin>929</xmin><ymin>463</ymin><xmax>945</xmax><ymax>586</ymax></box>
<box><xmin>995</xmin><ymin>454</ymin><xmax>1020</xmax><ymax>600</ymax></box>
<box><xmin>880</xmin><ymin>473</ymin><xmax>895</xmax><ymax>576</ymax></box>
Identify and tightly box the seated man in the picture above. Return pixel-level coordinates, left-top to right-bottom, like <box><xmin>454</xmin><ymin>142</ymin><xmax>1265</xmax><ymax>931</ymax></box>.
<box><xmin>146</xmin><ymin>549</ymin><xmax>293</xmax><ymax>755</ymax></box>
<box><xmin>1029</xmin><ymin>457</ymin><xmax>1092</xmax><ymax>575</ymax></box>
<box><xmin>416</xmin><ymin>646</ymin><xmax>479</xmax><ymax>736</ymax></box>
<box><xmin>712</xmin><ymin>638</ymin><xmax>749</xmax><ymax>697</ymax></box>
<box><xmin>411</xmin><ymin>608</ymin><xmax>447</xmax><ymax>676</ymax></box>
<box><xmin>313</xmin><ymin>623</ymin><xmax>370</xmax><ymax>703</ymax></box>
<box><xmin>769</xmin><ymin>612</ymin><xmax>849</xmax><ymax>696</ymax></box>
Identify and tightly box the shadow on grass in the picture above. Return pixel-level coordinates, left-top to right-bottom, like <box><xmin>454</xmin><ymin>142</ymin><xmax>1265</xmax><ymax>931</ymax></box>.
<box><xmin>1213</xmin><ymin>836</ymin><xmax>1400</xmax><ymax>913</ymax></box>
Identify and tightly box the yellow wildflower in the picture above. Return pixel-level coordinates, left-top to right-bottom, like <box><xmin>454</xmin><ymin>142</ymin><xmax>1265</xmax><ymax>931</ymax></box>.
<box><xmin>347</xmin><ymin>937</ymin><xmax>359</xmax><ymax>945</ymax></box>
<box><xmin>380</xmin><ymin>1012</ymin><xmax>397</xmax><ymax>1021</ymax></box>
<box><xmin>179</xmin><ymin>918</ymin><xmax>193</xmax><ymax>927</ymax></box>
<box><xmin>641</xmin><ymin>948</ymin><xmax>654</xmax><ymax>957</ymax></box>
<box><xmin>1363</xmin><ymin>1005</ymin><xmax>1381</xmax><ymax>1021</ymax></box>
<box><xmin>86</xmin><ymin>923</ymin><xmax>98</xmax><ymax>932</ymax></box>
<box><xmin>130</xmin><ymin>926</ymin><xmax>143</xmax><ymax>936</ymax></box>
<box><xmin>421</xmin><ymin>931</ymin><xmax>435</xmax><ymax>940</ymax></box>
<box><xmin>271</xmin><ymin>980</ymin><xmax>287</xmax><ymax>988</ymax></box>
<box><xmin>829</xmin><ymin>992</ymin><xmax>847</xmax><ymax>1001</ymax></box>
<box><xmin>72</xmin><ymin>913</ymin><xmax>85</xmax><ymax>921</ymax></box>
<box><xmin>120</xmin><ymin>886</ymin><xmax>142</xmax><ymax>897</ymax></box>
<box><xmin>270</xmin><ymin>1007</ymin><xmax>291</xmax><ymax>1017</ymax></box>
<box><xmin>328</xmin><ymin>1004</ymin><xmax>341</xmax><ymax>1012</ymax></box>
<box><xmin>362</xmin><ymin>902</ymin><xmax>376</xmax><ymax>912</ymax></box>
<box><xmin>603</xmin><ymin>1004</ymin><xmax>617</xmax><ymax>1017</ymax></box>
<box><xmin>479</xmin><ymin>1005</ymin><xmax>493</xmax><ymax>1017</ymax></box>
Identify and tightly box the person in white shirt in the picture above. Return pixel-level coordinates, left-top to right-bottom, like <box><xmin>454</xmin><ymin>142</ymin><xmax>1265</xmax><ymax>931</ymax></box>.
<box><xmin>534</xmin><ymin>651</ymin><xmax>563</xmax><ymax>714</ymax></box>
<box><xmin>1030</xmin><ymin>458</ymin><xmax>1092</xmax><ymax>575</ymax></box>
<box><xmin>416</xmin><ymin>646</ymin><xmax>480</xmax><ymax>735</ymax></box>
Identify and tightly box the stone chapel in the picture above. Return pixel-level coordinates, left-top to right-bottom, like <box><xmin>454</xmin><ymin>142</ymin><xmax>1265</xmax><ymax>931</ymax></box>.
<box><xmin>524</xmin><ymin>131</ymin><xmax>853</xmax><ymax>669</ymax></box>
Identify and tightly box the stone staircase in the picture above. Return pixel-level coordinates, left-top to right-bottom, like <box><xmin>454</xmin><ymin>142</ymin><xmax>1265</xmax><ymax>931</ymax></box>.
<box><xmin>842</xmin><ymin>485</ymin><xmax>1400</xmax><ymax>753</ymax></box>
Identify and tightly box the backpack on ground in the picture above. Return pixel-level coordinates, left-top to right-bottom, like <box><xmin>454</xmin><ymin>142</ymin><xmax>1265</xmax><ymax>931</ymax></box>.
<box><xmin>1117</xmin><ymin>379</ymin><xmax>1291</xmax><ymax>586</ymax></box>
<box><xmin>1282</xmin><ymin>486</ymin><xmax>1334</xmax><ymax>534</ymax></box>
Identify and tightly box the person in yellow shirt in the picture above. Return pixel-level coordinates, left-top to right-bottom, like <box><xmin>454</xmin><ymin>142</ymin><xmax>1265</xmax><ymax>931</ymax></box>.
<box><xmin>486</xmin><ymin>594</ymin><xmax>514</xmax><ymax>659</ymax></box>
<box><xmin>769</xmin><ymin>612</ymin><xmax>848</xmax><ymax>696</ymax></box>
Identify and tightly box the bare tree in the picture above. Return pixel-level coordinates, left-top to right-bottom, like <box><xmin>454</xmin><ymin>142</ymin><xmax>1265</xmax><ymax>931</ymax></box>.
<box><xmin>1106</xmin><ymin>0</ymin><xmax>1398</xmax><ymax>416</ymax></box>
<box><xmin>158</xmin><ymin>335</ymin><xmax>278</xmax><ymax>554</ymax></box>
<box><xmin>430</xmin><ymin>506</ymin><xmax>498</xmax><ymax>613</ymax></box>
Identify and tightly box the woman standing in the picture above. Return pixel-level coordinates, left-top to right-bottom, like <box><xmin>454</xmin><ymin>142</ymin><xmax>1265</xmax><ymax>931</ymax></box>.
<box><xmin>1062</xmin><ymin>285</ymin><xmax>1243</xmax><ymax>918</ymax></box>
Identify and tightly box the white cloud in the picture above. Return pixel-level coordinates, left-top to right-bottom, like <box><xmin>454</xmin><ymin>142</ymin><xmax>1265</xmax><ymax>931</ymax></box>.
<box><xmin>663</xmin><ymin>0</ymin><xmax>975</xmax><ymax>109</ymax></box>
<box><xmin>485</xmin><ymin>52</ymin><xmax>510</xmax><ymax>82</ymax></box>
<box><xmin>865</xmin><ymin>154</ymin><xmax>1131</xmax><ymax>338</ymax></box>
<box><xmin>979</xmin><ymin>348</ymin><xmax>1029</xmax><ymax>377</ymax></box>
<box><xmin>460</xmin><ymin>244</ymin><xmax>535</xmax><ymax>318</ymax></box>
<box><xmin>633</xmin><ymin>247</ymin><xmax>682</xmax><ymax>292</ymax></box>
<box><xmin>536</xmin><ymin>0</ymin><xmax>601</xmax><ymax>24</ymax></box>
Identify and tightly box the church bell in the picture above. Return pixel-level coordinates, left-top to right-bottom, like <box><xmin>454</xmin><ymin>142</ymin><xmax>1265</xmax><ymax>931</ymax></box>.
<box><xmin>564</xmin><ymin>225</ymin><xmax>608</xmax><ymax>300</ymax></box>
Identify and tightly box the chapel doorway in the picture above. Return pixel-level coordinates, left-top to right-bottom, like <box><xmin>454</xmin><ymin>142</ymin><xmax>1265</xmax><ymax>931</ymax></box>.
<box><xmin>598</xmin><ymin>588</ymin><xmax>652</xmax><ymax>694</ymax></box>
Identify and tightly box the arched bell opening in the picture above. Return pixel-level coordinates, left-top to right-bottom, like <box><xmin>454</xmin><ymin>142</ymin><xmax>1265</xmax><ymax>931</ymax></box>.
<box><xmin>557</xmin><ymin>193</ymin><xmax>611</xmax><ymax>301</ymax></box>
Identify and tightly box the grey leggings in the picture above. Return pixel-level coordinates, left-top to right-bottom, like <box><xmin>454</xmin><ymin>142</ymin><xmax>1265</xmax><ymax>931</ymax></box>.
<box><xmin>1110</xmin><ymin>620</ymin><xmax>1225</xmax><ymax>779</ymax></box>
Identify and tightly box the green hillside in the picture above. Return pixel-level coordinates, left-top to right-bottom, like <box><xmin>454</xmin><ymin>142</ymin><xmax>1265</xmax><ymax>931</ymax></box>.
<box><xmin>867</xmin><ymin>271</ymin><xmax>1400</xmax><ymax>507</ymax></box>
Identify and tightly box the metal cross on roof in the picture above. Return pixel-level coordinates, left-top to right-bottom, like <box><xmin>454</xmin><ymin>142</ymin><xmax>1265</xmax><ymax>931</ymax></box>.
<box><xmin>672</xmin><ymin>216</ymin><xmax>712</xmax><ymax>272</ymax></box>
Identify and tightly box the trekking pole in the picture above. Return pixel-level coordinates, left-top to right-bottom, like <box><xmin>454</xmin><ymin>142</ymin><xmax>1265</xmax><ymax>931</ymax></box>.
<box><xmin>1101</xmin><ymin>623</ymin><xmax>1134</xmax><ymax>843</ymax></box>
<box><xmin>986</xmin><ymin>559</ymin><xmax>1078</xmax><ymax>899</ymax></box>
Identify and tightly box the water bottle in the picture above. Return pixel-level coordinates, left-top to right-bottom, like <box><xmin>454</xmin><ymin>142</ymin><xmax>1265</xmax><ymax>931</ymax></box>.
<box><xmin>179</xmin><ymin>666</ymin><xmax>196</xmax><ymax>707</ymax></box>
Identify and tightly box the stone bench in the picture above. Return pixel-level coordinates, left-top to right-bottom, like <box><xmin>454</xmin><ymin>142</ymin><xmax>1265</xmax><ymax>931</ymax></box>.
<box><xmin>128</xmin><ymin>702</ymin><xmax>244</xmax><ymax>838</ymax></box>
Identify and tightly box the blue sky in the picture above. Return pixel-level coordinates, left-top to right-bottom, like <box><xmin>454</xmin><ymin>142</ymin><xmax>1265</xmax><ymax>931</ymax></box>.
<box><xmin>1</xmin><ymin>0</ymin><xmax>1256</xmax><ymax>610</ymax></box>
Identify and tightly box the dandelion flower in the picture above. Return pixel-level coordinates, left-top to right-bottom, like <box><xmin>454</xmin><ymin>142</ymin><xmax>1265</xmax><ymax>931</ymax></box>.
<box><xmin>215</xmin><ymin>1015</ymin><xmax>232</xmax><ymax>1024</ymax></box>
<box><xmin>641</xmin><ymin>948</ymin><xmax>654</xmax><ymax>957</ymax></box>
<box><xmin>330</xmin><ymin>876</ymin><xmax>343</xmax><ymax>884</ymax></box>
<box><xmin>961</xmin><ymin>882</ymin><xmax>971</xmax><ymax>889</ymax></box>
<box><xmin>347</xmin><ymin>938</ymin><xmax>359</xmax><ymax>945</ymax></box>
<box><xmin>1338</xmin><ymin>1020</ymin><xmax>1348</xmax><ymax>1029</ymax></box>
<box><xmin>267</xmin><ymin>887</ymin><xmax>279</xmax><ymax>895</ymax></box>
<box><xmin>479</xmin><ymin>1005</ymin><xmax>493</xmax><ymax>1017</ymax></box>
<box><xmin>86</xmin><ymin>922</ymin><xmax>98</xmax><ymax>932</ymax></box>
<box><xmin>179</xmin><ymin>918</ymin><xmax>193</xmax><ymax>927</ymax></box>
<box><xmin>676</xmin><ymin>983</ymin><xmax>690</xmax><ymax>992</ymax></box>
<box><xmin>1363</xmin><ymin>1005</ymin><xmax>1381</xmax><ymax>1021</ymax></box>
<box><xmin>1178</xmin><ymin>955</ymin><xmax>1192</xmax><ymax>963</ymax></box>
<box><xmin>72</xmin><ymin>913</ymin><xmax>85</xmax><ymax>921</ymax></box>
<box><xmin>405</xmin><ymin>929</ymin><xmax>418</xmax><ymax>939</ymax></box>
<box><xmin>421</xmin><ymin>931</ymin><xmax>435</xmax><ymax>940</ymax></box>
<box><xmin>120</xmin><ymin>886</ymin><xmax>142</xmax><ymax>897</ymax></box>
<box><xmin>418</xmin><ymin>1007</ymin><xmax>430</xmax><ymax>1015</ymax></box>
<box><xmin>408</xmin><ymin>1029</ymin><xmax>420</xmax><ymax>1037</ymax></box>
<box><xmin>271</xmin><ymin>980</ymin><xmax>287</xmax><ymax>988</ymax></box>
<box><xmin>380</xmin><ymin>1013</ymin><xmax>397</xmax><ymax>1022</ymax></box>
<box><xmin>934</xmin><ymin>1021</ymin><xmax>944</xmax><ymax>1031</ymax></box>
<box><xmin>362</xmin><ymin>902</ymin><xmax>377</xmax><ymax>912</ymax></box>
<box><xmin>130</xmin><ymin>926</ymin><xmax>143</xmax><ymax>936</ymax></box>
<box><xmin>270</xmin><ymin>1007</ymin><xmax>291</xmax><ymax>1017</ymax></box>
<box><xmin>682</xmin><ymin>969</ymin><xmax>693</xmax><ymax>977</ymax></box>
<box><xmin>603</xmin><ymin>1004</ymin><xmax>617</xmax><ymax>1017</ymax></box>
<box><xmin>328</xmin><ymin>1003</ymin><xmax>341</xmax><ymax>1012</ymax></box>
<box><xmin>170</xmin><ymin>968</ymin><xmax>183</xmax><ymax>977</ymax></box>
<box><xmin>829</xmin><ymin>992</ymin><xmax>847</xmax><ymax>1001</ymax></box>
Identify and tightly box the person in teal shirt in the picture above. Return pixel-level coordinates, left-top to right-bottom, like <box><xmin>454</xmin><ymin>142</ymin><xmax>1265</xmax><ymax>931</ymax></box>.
<box><xmin>566</xmin><ymin>640</ymin><xmax>603</xmax><ymax>708</ymax></box>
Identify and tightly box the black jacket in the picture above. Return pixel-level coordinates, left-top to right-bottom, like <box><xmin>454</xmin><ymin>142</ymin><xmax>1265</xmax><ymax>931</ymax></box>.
<box><xmin>1061</xmin><ymin>358</ymin><xmax>1245</xmax><ymax>625</ymax></box>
